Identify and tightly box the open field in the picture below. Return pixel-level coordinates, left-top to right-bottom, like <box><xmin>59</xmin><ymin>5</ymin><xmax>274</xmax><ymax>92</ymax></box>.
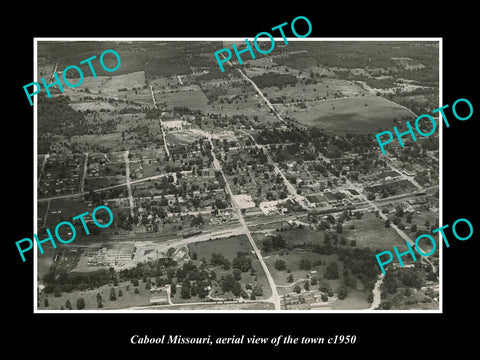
<box><xmin>265</xmin><ymin>252</ymin><xmax>339</xmax><ymax>286</ymax></box>
<box><xmin>166</xmin><ymin>130</ymin><xmax>205</xmax><ymax>146</ymax></box>
<box><xmin>188</xmin><ymin>235</ymin><xmax>252</xmax><ymax>261</ymax></box>
<box><xmin>329</xmin><ymin>289</ymin><xmax>370</xmax><ymax>310</ymax></box>
<box><xmin>37</xmin><ymin>280</ymin><xmax>152</xmax><ymax>310</ymax></box>
<box><xmin>154</xmin><ymin>85</ymin><xmax>209</xmax><ymax>110</ymax></box>
<box><xmin>283</xmin><ymin>96</ymin><xmax>415</xmax><ymax>134</ymax></box>
<box><xmin>342</xmin><ymin>212</ymin><xmax>406</xmax><ymax>251</ymax></box>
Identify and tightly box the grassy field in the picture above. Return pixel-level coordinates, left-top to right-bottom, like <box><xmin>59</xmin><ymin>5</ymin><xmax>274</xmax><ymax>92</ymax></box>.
<box><xmin>44</xmin><ymin>198</ymin><xmax>91</xmax><ymax>227</ymax></box>
<box><xmin>37</xmin><ymin>279</ymin><xmax>152</xmax><ymax>310</ymax></box>
<box><xmin>155</xmin><ymin>86</ymin><xmax>209</xmax><ymax>110</ymax></box>
<box><xmin>166</xmin><ymin>130</ymin><xmax>205</xmax><ymax>146</ymax></box>
<box><xmin>329</xmin><ymin>289</ymin><xmax>370</xmax><ymax>310</ymax></box>
<box><xmin>188</xmin><ymin>235</ymin><xmax>252</xmax><ymax>261</ymax></box>
<box><xmin>265</xmin><ymin>252</ymin><xmax>339</xmax><ymax>287</ymax></box>
<box><xmin>285</xmin><ymin>96</ymin><xmax>415</xmax><ymax>134</ymax></box>
<box><xmin>342</xmin><ymin>212</ymin><xmax>406</xmax><ymax>251</ymax></box>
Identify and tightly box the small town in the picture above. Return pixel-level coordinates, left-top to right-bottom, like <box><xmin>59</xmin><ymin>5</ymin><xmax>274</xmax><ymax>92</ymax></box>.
<box><xmin>35</xmin><ymin>39</ymin><xmax>440</xmax><ymax>311</ymax></box>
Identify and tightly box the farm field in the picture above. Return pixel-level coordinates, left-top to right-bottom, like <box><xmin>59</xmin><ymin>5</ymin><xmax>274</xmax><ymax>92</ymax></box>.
<box><xmin>282</xmin><ymin>96</ymin><xmax>415</xmax><ymax>134</ymax></box>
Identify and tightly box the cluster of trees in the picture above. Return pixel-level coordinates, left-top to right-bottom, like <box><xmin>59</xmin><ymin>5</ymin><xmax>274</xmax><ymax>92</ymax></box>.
<box><xmin>42</xmin><ymin>267</ymin><xmax>112</xmax><ymax>295</ymax></box>
<box><xmin>262</xmin><ymin>235</ymin><xmax>287</xmax><ymax>252</ymax></box>
<box><xmin>37</xmin><ymin>94</ymin><xmax>88</xmax><ymax>152</ymax></box>
<box><xmin>144</xmin><ymin>57</ymin><xmax>192</xmax><ymax>79</ymax></box>
<box><xmin>210</xmin><ymin>253</ymin><xmax>231</xmax><ymax>270</ymax></box>
<box><xmin>381</xmin><ymin>266</ymin><xmax>431</xmax><ymax>305</ymax></box>
<box><xmin>250</xmin><ymin>72</ymin><xmax>298</xmax><ymax>89</ymax></box>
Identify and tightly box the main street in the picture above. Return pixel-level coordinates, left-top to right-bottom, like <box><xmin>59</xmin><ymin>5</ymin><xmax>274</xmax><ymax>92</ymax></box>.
<box><xmin>206</xmin><ymin>132</ymin><xmax>281</xmax><ymax>310</ymax></box>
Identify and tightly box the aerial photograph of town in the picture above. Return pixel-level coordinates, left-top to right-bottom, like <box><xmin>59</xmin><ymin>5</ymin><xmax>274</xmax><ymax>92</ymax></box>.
<box><xmin>35</xmin><ymin>39</ymin><xmax>440</xmax><ymax>311</ymax></box>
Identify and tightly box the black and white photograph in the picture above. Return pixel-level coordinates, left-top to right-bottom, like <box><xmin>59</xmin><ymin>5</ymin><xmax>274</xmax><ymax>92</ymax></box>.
<box><xmin>33</xmin><ymin>39</ymin><xmax>441</xmax><ymax>313</ymax></box>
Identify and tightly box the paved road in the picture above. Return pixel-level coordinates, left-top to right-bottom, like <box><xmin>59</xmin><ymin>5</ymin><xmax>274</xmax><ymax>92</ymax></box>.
<box><xmin>368</xmin><ymin>273</ymin><xmax>384</xmax><ymax>310</ymax></box>
<box><xmin>37</xmin><ymin>153</ymin><xmax>49</xmax><ymax>186</ymax></box>
<box><xmin>37</xmin><ymin>172</ymin><xmax>177</xmax><ymax>203</ymax></box>
<box><xmin>80</xmin><ymin>152</ymin><xmax>88</xmax><ymax>193</ymax></box>
<box><xmin>207</xmin><ymin>133</ymin><xmax>281</xmax><ymax>310</ymax></box>
<box><xmin>150</xmin><ymin>85</ymin><xmax>170</xmax><ymax>157</ymax></box>
<box><xmin>237</xmin><ymin>69</ymin><xmax>287</xmax><ymax>125</ymax></box>
<box><xmin>343</xmin><ymin>176</ymin><xmax>436</xmax><ymax>273</ymax></box>
<box><xmin>240</xmin><ymin>129</ymin><xmax>307</xmax><ymax>210</ymax></box>
<box><xmin>124</xmin><ymin>150</ymin><xmax>135</xmax><ymax>218</ymax></box>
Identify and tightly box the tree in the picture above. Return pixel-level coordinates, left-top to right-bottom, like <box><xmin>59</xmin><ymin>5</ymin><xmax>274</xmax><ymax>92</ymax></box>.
<box><xmin>222</xmin><ymin>274</ymin><xmax>236</xmax><ymax>292</ymax></box>
<box><xmin>411</xmin><ymin>224</ymin><xmax>418</xmax><ymax>232</ymax></box>
<box><xmin>275</xmin><ymin>259</ymin><xmax>286</xmax><ymax>271</ymax></box>
<box><xmin>232</xmin><ymin>282</ymin><xmax>242</xmax><ymax>297</ymax></box>
<box><xmin>324</xmin><ymin>262</ymin><xmax>339</xmax><ymax>280</ymax></box>
<box><xmin>233</xmin><ymin>268</ymin><xmax>242</xmax><ymax>281</ymax></box>
<box><xmin>367</xmin><ymin>293</ymin><xmax>374</xmax><ymax>303</ymax></box>
<box><xmin>336</xmin><ymin>223</ymin><xmax>343</xmax><ymax>233</ymax></box>
<box><xmin>65</xmin><ymin>299</ymin><xmax>72</xmax><ymax>310</ymax></box>
<box><xmin>76</xmin><ymin>297</ymin><xmax>86</xmax><ymax>310</ymax></box>
<box><xmin>252</xmin><ymin>285</ymin><xmax>263</xmax><ymax>297</ymax></box>
<box><xmin>287</xmin><ymin>274</ymin><xmax>294</xmax><ymax>283</ymax></box>
<box><xmin>299</xmin><ymin>259</ymin><xmax>312</xmax><ymax>270</ymax></box>
<box><xmin>304</xmin><ymin>281</ymin><xmax>310</xmax><ymax>291</ymax></box>
<box><xmin>110</xmin><ymin>287</ymin><xmax>117</xmax><ymax>301</ymax></box>
<box><xmin>44</xmin><ymin>298</ymin><xmax>49</xmax><ymax>307</ymax></box>
<box><xmin>384</xmin><ymin>219</ymin><xmax>391</xmax><ymax>228</ymax></box>
<box><xmin>293</xmin><ymin>284</ymin><xmax>301</xmax><ymax>294</ymax></box>
<box><xmin>118</xmin><ymin>289</ymin><xmax>123</xmax><ymax>297</ymax></box>
<box><xmin>180</xmin><ymin>285</ymin><xmax>191</xmax><ymax>299</ymax></box>
<box><xmin>319</xmin><ymin>280</ymin><xmax>331</xmax><ymax>293</ymax></box>
<box><xmin>262</xmin><ymin>238</ymin><xmax>272</xmax><ymax>252</ymax></box>
<box><xmin>134</xmin><ymin>287</ymin><xmax>140</xmax><ymax>294</ymax></box>
<box><xmin>406</xmin><ymin>213</ymin><xmax>413</xmax><ymax>223</ymax></box>
<box><xmin>232</xmin><ymin>254</ymin><xmax>252</xmax><ymax>272</ymax></box>
<box><xmin>424</xmin><ymin>219</ymin><xmax>431</xmax><ymax>228</ymax></box>
<box><xmin>395</xmin><ymin>206</ymin><xmax>404</xmax><ymax>217</ymax></box>
<box><xmin>337</xmin><ymin>286</ymin><xmax>348</xmax><ymax>300</ymax></box>
<box><xmin>324</xmin><ymin>232</ymin><xmax>331</xmax><ymax>245</ymax></box>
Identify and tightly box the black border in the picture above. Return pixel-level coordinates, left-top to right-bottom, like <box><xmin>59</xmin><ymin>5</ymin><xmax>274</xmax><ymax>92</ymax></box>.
<box><xmin>6</xmin><ymin>6</ymin><xmax>478</xmax><ymax>355</ymax></box>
